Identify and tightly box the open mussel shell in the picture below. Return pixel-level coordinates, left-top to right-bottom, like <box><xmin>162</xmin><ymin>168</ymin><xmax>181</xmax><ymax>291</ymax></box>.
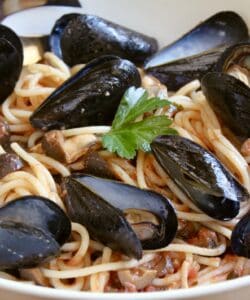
<box><xmin>62</xmin><ymin>174</ymin><xmax>178</xmax><ymax>259</ymax></box>
<box><xmin>215</xmin><ymin>42</ymin><xmax>250</xmax><ymax>73</ymax></box>
<box><xmin>30</xmin><ymin>55</ymin><xmax>141</xmax><ymax>130</ymax></box>
<box><xmin>146</xmin><ymin>47</ymin><xmax>224</xmax><ymax>91</ymax></box>
<box><xmin>0</xmin><ymin>221</ymin><xmax>60</xmax><ymax>269</ymax></box>
<box><xmin>0</xmin><ymin>196</ymin><xmax>71</xmax><ymax>269</ymax></box>
<box><xmin>201</xmin><ymin>72</ymin><xmax>250</xmax><ymax>139</ymax></box>
<box><xmin>59</xmin><ymin>14</ymin><xmax>158</xmax><ymax>66</ymax></box>
<box><xmin>0</xmin><ymin>25</ymin><xmax>23</xmax><ymax>103</ymax></box>
<box><xmin>145</xmin><ymin>11</ymin><xmax>248</xmax><ymax>69</ymax></box>
<box><xmin>151</xmin><ymin>135</ymin><xmax>249</xmax><ymax>221</ymax></box>
<box><xmin>231</xmin><ymin>213</ymin><xmax>250</xmax><ymax>258</ymax></box>
<box><xmin>0</xmin><ymin>196</ymin><xmax>71</xmax><ymax>245</ymax></box>
<box><xmin>49</xmin><ymin>13</ymin><xmax>81</xmax><ymax>58</ymax></box>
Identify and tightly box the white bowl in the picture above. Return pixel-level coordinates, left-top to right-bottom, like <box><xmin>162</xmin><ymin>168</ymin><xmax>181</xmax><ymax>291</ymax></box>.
<box><xmin>0</xmin><ymin>0</ymin><xmax>249</xmax><ymax>299</ymax></box>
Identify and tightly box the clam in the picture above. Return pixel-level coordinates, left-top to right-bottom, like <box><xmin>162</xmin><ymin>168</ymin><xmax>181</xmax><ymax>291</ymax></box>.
<box><xmin>62</xmin><ymin>174</ymin><xmax>178</xmax><ymax>259</ymax></box>
<box><xmin>0</xmin><ymin>196</ymin><xmax>71</xmax><ymax>269</ymax></box>
<box><xmin>0</xmin><ymin>25</ymin><xmax>23</xmax><ymax>102</ymax></box>
<box><xmin>151</xmin><ymin>135</ymin><xmax>249</xmax><ymax>220</ymax></box>
<box><xmin>201</xmin><ymin>43</ymin><xmax>250</xmax><ymax>139</ymax></box>
<box><xmin>144</xmin><ymin>11</ymin><xmax>248</xmax><ymax>90</ymax></box>
<box><xmin>30</xmin><ymin>55</ymin><xmax>141</xmax><ymax>130</ymax></box>
<box><xmin>57</xmin><ymin>14</ymin><xmax>158</xmax><ymax>66</ymax></box>
<box><xmin>231</xmin><ymin>212</ymin><xmax>250</xmax><ymax>258</ymax></box>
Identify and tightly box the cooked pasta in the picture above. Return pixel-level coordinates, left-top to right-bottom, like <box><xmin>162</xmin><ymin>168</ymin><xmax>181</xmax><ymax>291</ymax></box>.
<box><xmin>0</xmin><ymin>52</ymin><xmax>249</xmax><ymax>292</ymax></box>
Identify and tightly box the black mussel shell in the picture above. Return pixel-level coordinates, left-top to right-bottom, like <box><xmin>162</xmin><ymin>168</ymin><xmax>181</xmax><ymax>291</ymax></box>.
<box><xmin>60</xmin><ymin>14</ymin><xmax>158</xmax><ymax>66</ymax></box>
<box><xmin>201</xmin><ymin>72</ymin><xmax>250</xmax><ymax>139</ymax></box>
<box><xmin>49</xmin><ymin>13</ymin><xmax>81</xmax><ymax>58</ymax></box>
<box><xmin>215</xmin><ymin>42</ymin><xmax>250</xmax><ymax>73</ymax></box>
<box><xmin>0</xmin><ymin>196</ymin><xmax>71</xmax><ymax>269</ymax></box>
<box><xmin>62</xmin><ymin>176</ymin><xmax>142</xmax><ymax>259</ymax></box>
<box><xmin>0</xmin><ymin>37</ymin><xmax>22</xmax><ymax>103</ymax></box>
<box><xmin>0</xmin><ymin>221</ymin><xmax>60</xmax><ymax>269</ymax></box>
<box><xmin>151</xmin><ymin>135</ymin><xmax>248</xmax><ymax>220</ymax></box>
<box><xmin>146</xmin><ymin>47</ymin><xmax>224</xmax><ymax>91</ymax></box>
<box><xmin>145</xmin><ymin>11</ymin><xmax>248</xmax><ymax>69</ymax></box>
<box><xmin>0</xmin><ymin>24</ymin><xmax>23</xmax><ymax>63</ymax></box>
<box><xmin>231</xmin><ymin>213</ymin><xmax>250</xmax><ymax>258</ymax></box>
<box><xmin>62</xmin><ymin>174</ymin><xmax>178</xmax><ymax>259</ymax></box>
<box><xmin>30</xmin><ymin>55</ymin><xmax>141</xmax><ymax>130</ymax></box>
<box><xmin>0</xmin><ymin>196</ymin><xmax>71</xmax><ymax>245</ymax></box>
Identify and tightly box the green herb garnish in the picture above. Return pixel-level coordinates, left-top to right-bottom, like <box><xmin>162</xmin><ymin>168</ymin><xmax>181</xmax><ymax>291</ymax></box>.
<box><xmin>102</xmin><ymin>87</ymin><xmax>177</xmax><ymax>159</ymax></box>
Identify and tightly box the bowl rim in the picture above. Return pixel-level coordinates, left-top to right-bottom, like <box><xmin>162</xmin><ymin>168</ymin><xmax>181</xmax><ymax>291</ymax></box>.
<box><xmin>0</xmin><ymin>274</ymin><xmax>249</xmax><ymax>299</ymax></box>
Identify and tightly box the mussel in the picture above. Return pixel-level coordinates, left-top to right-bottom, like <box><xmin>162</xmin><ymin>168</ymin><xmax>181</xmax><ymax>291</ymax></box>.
<box><xmin>62</xmin><ymin>174</ymin><xmax>178</xmax><ymax>259</ymax></box>
<box><xmin>0</xmin><ymin>25</ymin><xmax>23</xmax><ymax>103</ymax></box>
<box><xmin>201</xmin><ymin>43</ymin><xmax>250</xmax><ymax>139</ymax></box>
<box><xmin>231</xmin><ymin>212</ymin><xmax>250</xmax><ymax>258</ymax></box>
<box><xmin>53</xmin><ymin>13</ymin><xmax>158</xmax><ymax>66</ymax></box>
<box><xmin>30</xmin><ymin>55</ymin><xmax>141</xmax><ymax>130</ymax></box>
<box><xmin>145</xmin><ymin>47</ymin><xmax>225</xmax><ymax>91</ymax></box>
<box><xmin>202</xmin><ymin>73</ymin><xmax>250</xmax><ymax>139</ymax></box>
<box><xmin>144</xmin><ymin>11</ymin><xmax>248</xmax><ymax>90</ymax></box>
<box><xmin>49</xmin><ymin>13</ymin><xmax>81</xmax><ymax>59</ymax></box>
<box><xmin>0</xmin><ymin>196</ymin><xmax>71</xmax><ymax>269</ymax></box>
<box><xmin>151</xmin><ymin>135</ymin><xmax>249</xmax><ymax>220</ymax></box>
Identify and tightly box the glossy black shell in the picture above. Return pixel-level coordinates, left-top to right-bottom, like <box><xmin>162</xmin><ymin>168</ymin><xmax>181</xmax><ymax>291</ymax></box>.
<box><xmin>0</xmin><ymin>196</ymin><xmax>71</xmax><ymax>245</ymax></box>
<box><xmin>231</xmin><ymin>212</ymin><xmax>250</xmax><ymax>258</ymax></box>
<box><xmin>0</xmin><ymin>221</ymin><xmax>59</xmax><ymax>269</ymax></box>
<box><xmin>146</xmin><ymin>47</ymin><xmax>224</xmax><ymax>91</ymax></box>
<box><xmin>30</xmin><ymin>55</ymin><xmax>141</xmax><ymax>130</ymax></box>
<box><xmin>145</xmin><ymin>11</ymin><xmax>248</xmax><ymax>69</ymax></box>
<box><xmin>49</xmin><ymin>13</ymin><xmax>81</xmax><ymax>58</ymax></box>
<box><xmin>62</xmin><ymin>174</ymin><xmax>178</xmax><ymax>259</ymax></box>
<box><xmin>151</xmin><ymin>135</ymin><xmax>248</xmax><ymax>220</ymax></box>
<box><xmin>201</xmin><ymin>72</ymin><xmax>250</xmax><ymax>139</ymax></box>
<box><xmin>0</xmin><ymin>196</ymin><xmax>71</xmax><ymax>269</ymax></box>
<box><xmin>60</xmin><ymin>14</ymin><xmax>158</xmax><ymax>66</ymax></box>
<box><xmin>0</xmin><ymin>25</ymin><xmax>23</xmax><ymax>103</ymax></box>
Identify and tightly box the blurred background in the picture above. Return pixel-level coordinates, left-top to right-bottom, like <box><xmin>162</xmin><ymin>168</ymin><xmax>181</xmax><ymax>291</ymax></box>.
<box><xmin>0</xmin><ymin>0</ymin><xmax>80</xmax><ymax>19</ymax></box>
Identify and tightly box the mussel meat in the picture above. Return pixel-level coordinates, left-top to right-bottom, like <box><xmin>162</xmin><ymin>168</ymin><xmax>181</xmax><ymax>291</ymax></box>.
<box><xmin>0</xmin><ymin>25</ymin><xmax>23</xmax><ymax>103</ymax></box>
<box><xmin>151</xmin><ymin>135</ymin><xmax>249</xmax><ymax>220</ymax></box>
<box><xmin>30</xmin><ymin>55</ymin><xmax>141</xmax><ymax>130</ymax></box>
<box><xmin>145</xmin><ymin>11</ymin><xmax>248</xmax><ymax>69</ymax></box>
<box><xmin>0</xmin><ymin>196</ymin><xmax>71</xmax><ymax>269</ymax></box>
<box><xmin>62</xmin><ymin>174</ymin><xmax>178</xmax><ymax>259</ymax></box>
<box><xmin>58</xmin><ymin>14</ymin><xmax>158</xmax><ymax>66</ymax></box>
<box><xmin>0</xmin><ymin>153</ymin><xmax>23</xmax><ymax>179</ymax></box>
<box><xmin>231</xmin><ymin>212</ymin><xmax>250</xmax><ymax>258</ymax></box>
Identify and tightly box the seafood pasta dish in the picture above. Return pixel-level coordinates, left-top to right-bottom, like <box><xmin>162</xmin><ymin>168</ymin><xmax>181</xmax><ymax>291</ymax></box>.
<box><xmin>0</xmin><ymin>8</ymin><xmax>249</xmax><ymax>293</ymax></box>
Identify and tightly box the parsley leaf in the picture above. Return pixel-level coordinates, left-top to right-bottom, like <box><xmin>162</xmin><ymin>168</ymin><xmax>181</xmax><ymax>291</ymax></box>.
<box><xmin>103</xmin><ymin>116</ymin><xmax>177</xmax><ymax>159</ymax></box>
<box><xmin>102</xmin><ymin>87</ymin><xmax>177</xmax><ymax>159</ymax></box>
<box><xmin>112</xmin><ymin>87</ymin><xmax>171</xmax><ymax>129</ymax></box>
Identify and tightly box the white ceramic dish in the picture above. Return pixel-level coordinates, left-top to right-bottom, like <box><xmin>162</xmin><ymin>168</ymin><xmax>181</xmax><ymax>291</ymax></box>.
<box><xmin>0</xmin><ymin>0</ymin><xmax>249</xmax><ymax>299</ymax></box>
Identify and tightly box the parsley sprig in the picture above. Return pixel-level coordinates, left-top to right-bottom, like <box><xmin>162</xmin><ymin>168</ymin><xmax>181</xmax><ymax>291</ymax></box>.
<box><xmin>102</xmin><ymin>87</ymin><xmax>177</xmax><ymax>159</ymax></box>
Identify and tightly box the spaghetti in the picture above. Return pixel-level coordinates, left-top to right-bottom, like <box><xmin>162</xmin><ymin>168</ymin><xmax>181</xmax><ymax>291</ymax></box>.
<box><xmin>0</xmin><ymin>52</ymin><xmax>249</xmax><ymax>292</ymax></box>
